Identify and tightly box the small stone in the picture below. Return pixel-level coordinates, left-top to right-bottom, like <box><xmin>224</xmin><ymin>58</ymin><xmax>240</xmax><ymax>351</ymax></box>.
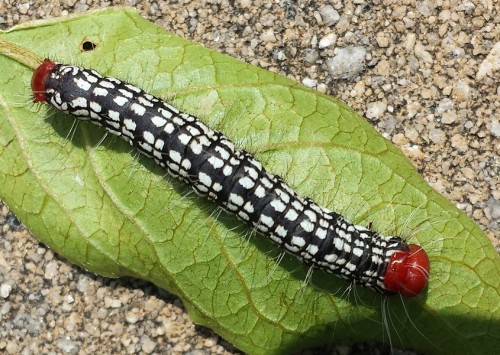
<box><xmin>414</xmin><ymin>42</ymin><xmax>433</xmax><ymax>64</ymax></box>
<box><xmin>301</xmin><ymin>78</ymin><xmax>317</xmax><ymax>88</ymax></box>
<box><xmin>260</xmin><ymin>29</ymin><xmax>276</xmax><ymax>42</ymax></box>
<box><xmin>429</xmin><ymin>128</ymin><xmax>445</xmax><ymax>144</ymax></box>
<box><xmin>17</xmin><ymin>3</ymin><xmax>30</xmax><ymax>14</ymax></box>
<box><xmin>366</xmin><ymin>101</ymin><xmax>387</xmax><ymax>119</ymax></box>
<box><xmin>376</xmin><ymin>32</ymin><xmax>390</xmax><ymax>48</ymax></box>
<box><xmin>57</xmin><ymin>337</ymin><xmax>79</xmax><ymax>355</ymax></box>
<box><xmin>452</xmin><ymin>80</ymin><xmax>471</xmax><ymax>102</ymax></box>
<box><xmin>451</xmin><ymin>134</ymin><xmax>468</xmax><ymax>152</ymax></box>
<box><xmin>319</xmin><ymin>5</ymin><xmax>340</xmax><ymax>26</ymax></box>
<box><xmin>126</xmin><ymin>310</ymin><xmax>139</xmax><ymax>324</ymax></box>
<box><xmin>6</xmin><ymin>341</ymin><xmax>18</xmax><ymax>354</ymax></box>
<box><xmin>318</xmin><ymin>33</ymin><xmax>337</xmax><ymax>48</ymax></box>
<box><xmin>141</xmin><ymin>335</ymin><xmax>156</xmax><ymax>354</ymax></box>
<box><xmin>488</xmin><ymin>119</ymin><xmax>500</xmax><ymax>137</ymax></box>
<box><xmin>477</xmin><ymin>42</ymin><xmax>500</xmax><ymax>80</ymax></box>
<box><xmin>104</xmin><ymin>296</ymin><xmax>122</xmax><ymax>308</ymax></box>
<box><xmin>326</xmin><ymin>46</ymin><xmax>366</xmax><ymax>80</ymax></box>
<box><xmin>44</xmin><ymin>260</ymin><xmax>59</xmax><ymax>280</ymax></box>
<box><xmin>0</xmin><ymin>283</ymin><xmax>12</xmax><ymax>298</ymax></box>
<box><xmin>303</xmin><ymin>49</ymin><xmax>318</xmax><ymax>64</ymax></box>
<box><xmin>441</xmin><ymin>110</ymin><xmax>458</xmax><ymax>124</ymax></box>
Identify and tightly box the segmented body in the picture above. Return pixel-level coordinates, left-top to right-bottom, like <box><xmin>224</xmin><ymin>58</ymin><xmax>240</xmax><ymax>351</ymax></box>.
<box><xmin>32</xmin><ymin>59</ymin><xmax>430</xmax><ymax>296</ymax></box>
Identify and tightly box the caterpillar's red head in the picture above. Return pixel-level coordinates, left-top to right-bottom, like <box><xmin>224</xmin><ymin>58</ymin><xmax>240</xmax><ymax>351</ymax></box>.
<box><xmin>32</xmin><ymin>58</ymin><xmax>57</xmax><ymax>103</ymax></box>
<box><xmin>383</xmin><ymin>244</ymin><xmax>430</xmax><ymax>297</ymax></box>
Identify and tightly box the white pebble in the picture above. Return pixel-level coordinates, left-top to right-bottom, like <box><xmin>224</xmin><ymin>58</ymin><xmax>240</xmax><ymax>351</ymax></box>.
<box><xmin>441</xmin><ymin>110</ymin><xmax>458</xmax><ymax>124</ymax></box>
<box><xmin>366</xmin><ymin>101</ymin><xmax>387</xmax><ymax>119</ymax></box>
<box><xmin>141</xmin><ymin>335</ymin><xmax>156</xmax><ymax>354</ymax></box>
<box><xmin>326</xmin><ymin>46</ymin><xmax>366</xmax><ymax>79</ymax></box>
<box><xmin>319</xmin><ymin>5</ymin><xmax>340</xmax><ymax>26</ymax></box>
<box><xmin>476</xmin><ymin>41</ymin><xmax>500</xmax><ymax>80</ymax></box>
<box><xmin>319</xmin><ymin>33</ymin><xmax>337</xmax><ymax>48</ymax></box>
<box><xmin>489</xmin><ymin>119</ymin><xmax>500</xmax><ymax>137</ymax></box>
<box><xmin>0</xmin><ymin>283</ymin><xmax>12</xmax><ymax>298</ymax></box>
<box><xmin>302</xmin><ymin>78</ymin><xmax>318</xmax><ymax>88</ymax></box>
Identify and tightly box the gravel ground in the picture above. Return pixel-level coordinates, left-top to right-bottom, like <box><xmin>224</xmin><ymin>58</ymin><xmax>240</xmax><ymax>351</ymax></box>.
<box><xmin>0</xmin><ymin>0</ymin><xmax>498</xmax><ymax>354</ymax></box>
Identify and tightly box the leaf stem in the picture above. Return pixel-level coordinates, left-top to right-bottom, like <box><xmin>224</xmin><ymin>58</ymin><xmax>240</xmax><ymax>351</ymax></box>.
<box><xmin>0</xmin><ymin>38</ymin><xmax>43</xmax><ymax>70</ymax></box>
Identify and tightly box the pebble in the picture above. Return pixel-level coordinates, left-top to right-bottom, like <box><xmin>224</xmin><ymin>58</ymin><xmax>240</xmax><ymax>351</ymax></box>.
<box><xmin>429</xmin><ymin>128</ymin><xmax>445</xmax><ymax>144</ymax></box>
<box><xmin>326</xmin><ymin>46</ymin><xmax>366</xmax><ymax>79</ymax></box>
<box><xmin>318</xmin><ymin>33</ymin><xmax>337</xmax><ymax>49</ymax></box>
<box><xmin>318</xmin><ymin>5</ymin><xmax>340</xmax><ymax>26</ymax></box>
<box><xmin>141</xmin><ymin>335</ymin><xmax>156</xmax><ymax>354</ymax></box>
<box><xmin>477</xmin><ymin>42</ymin><xmax>500</xmax><ymax>80</ymax></box>
<box><xmin>489</xmin><ymin>119</ymin><xmax>500</xmax><ymax>137</ymax></box>
<box><xmin>0</xmin><ymin>283</ymin><xmax>12</xmax><ymax>298</ymax></box>
<box><xmin>57</xmin><ymin>336</ymin><xmax>79</xmax><ymax>355</ymax></box>
<box><xmin>366</xmin><ymin>101</ymin><xmax>387</xmax><ymax>119</ymax></box>
<box><xmin>414</xmin><ymin>42</ymin><xmax>433</xmax><ymax>64</ymax></box>
<box><xmin>302</xmin><ymin>78</ymin><xmax>318</xmax><ymax>88</ymax></box>
<box><xmin>441</xmin><ymin>110</ymin><xmax>458</xmax><ymax>124</ymax></box>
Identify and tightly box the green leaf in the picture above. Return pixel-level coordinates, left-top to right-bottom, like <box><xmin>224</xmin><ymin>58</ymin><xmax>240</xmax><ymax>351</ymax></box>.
<box><xmin>0</xmin><ymin>8</ymin><xmax>499</xmax><ymax>354</ymax></box>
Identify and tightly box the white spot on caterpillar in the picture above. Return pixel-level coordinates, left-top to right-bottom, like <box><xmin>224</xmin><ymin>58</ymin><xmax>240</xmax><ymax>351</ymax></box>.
<box><xmin>208</xmin><ymin>156</ymin><xmax>224</xmax><ymax>169</ymax></box>
<box><xmin>300</xmin><ymin>220</ymin><xmax>314</xmax><ymax>233</ymax></box>
<box><xmin>243</xmin><ymin>201</ymin><xmax>254</xmax><ymax>213</ymax></box>
<box><xmin>114</xmin><ymin>96</ymin><xmax>128</xmax><ymax>106</ymax></box>
<box><xmin>99</xmin><ymin>80</ymin><xmax>115</xmax><ymax>89</ymax></box>
<box><xmin>306</xmin><ymin>244</ymin><xmax>318</xmax><ymax>255</ymax></box>
<box><xmin>119</xmin><ymin>89</ymin><xmax>134</xmax><ymax>98</ymax></box>
<box><xmin>71</xmin><ymin>97</ymin><xmax>87</xmax><ymax>108</ymax></box>
<box><xmin>75</xmin><ymin>78</ymin><xmax>91</xmax><ymax>91</ymax></box>
<box><xmin>187</xmin><ymin>125</ymin><xmax>201</xmax><ymax>136</ymax></box>
<box><xmin>259</xmin><ymin>214</ymin><xmax>274</xmax><ymax>228</ymax></box>
<box><xmin>159</xmin><ymin>108</ymin><xmax>173</xmax><ymax>119</ymax></box>
<box><xmin>155</xmin><ymin>139</ymin><xmax>164</xmax><ymax>150</ymax></box>
<box><xmin>291</xmin><ymin>236</ymin><xmax>305</xmax><ymax>248</ymax></box>
<box><xmin>125</xmin><ymin>84</ymin><xmax>141</xmax><ymax>93</ymax></box>
<box><xmin>239</xmin><ymin>176</ymin><xmax>255</xmax><ymax>189</ymax></box>
<box><xmin>93</xmin><ymin>87</ymin><xmax>108</xmax><ymax>96</ymax></box>
<box><xmin>229</xmin><ymin>193</ymin><xmax>244</xmax><ymax>206</ymax></box>
<box><xmin>275</xmin><ymin>225</ymin><xmax>287</xmax><ymax>238</ymax></box>
<box><xmin>304</xmin><ymin>210</ymin><xmax>317</xmax><ymax>222</ymax></box>
<box><xmin>164</xmin><ymin>123</ymin><xmax>175</xmax><ymax>134</ymax></box>
<box><xmin>285</xmin><ymin>209</ymin><xmax>298</xmax><ymax>221</ymax></box>
<box><xmin>90</xmin><ymin>101</ymin><xmax>102</xmax><ymax>113</ymax></box>
<box><xmin>138</xmin><ymin>96</ymin><xmax>154</xmax><ymax>107</ymax></box>
<box><xmin>73</xmin><ymin>109</ymin><xmax>89</xmax><ymax>116</ymax></box>
<box><xmin>143</xmin><ymin>131</ymin><xmax>154</xmax><ymax>144</ymax></box>
<box><xmin>270</xmin><ymin>199</ymin><xmax>286</xmax><ymax>212</ymax></box>
<box><xmin>215</xmin><ymin>146</ymin><xmax>230</xmax><ymax>160</ymax></box>
<box><xmin>131</xmin><ymin>103</ymin><xmax>146</xmax><ymax>116</ymax></box>
<box><xmin>190</xmin><ymin>140</ymin><xmax>203</xmax><ymax>155</ymax></box>
<box><xmin>244</xmin><ymin>167</ymin><xmax>258</xmax><ymax>180</ymax></box>
<box><xmin>199</xmin><ymin>172</ymin><xmax>212</xmax><ymax>187</ymax></box>
<box><xmin>123</xmin><ymin>118</ymin><xmax>137</xmax><ymax>131</ymax></box>
<box><xmin>178</xmin><ymin>133</ymin><xmax>191</xmax><ymax>146</ymax></box>
<box><xmin>254</xmin><ymin>185</ymin><xmax>266</xmax><ymax>198</ymax></box>
<box><xmin>181</xmin><ymin>159</ymin><xmax>191</xmax><ymax>170</ymax></box>
<box><xmin>83</xmin><ymin>73</ymin><xmax>98</xmax><ymax>83</ymax></box>
<box><xmin>316</xmin><ymin>228</ymin><xmax>327</xmax><ymax>239</ymax></box>
<box><xmin>108</xmin><ymin>110</ymin><xmax>120</xmax><ymax>121</ymax></box>
<box><xmin>152</xmin><ymin>116</ymin><xmax>166</xmax><ymax>127</ymax></box>
<box><xmin>169</xmin><ymin>150</ymin><xmax>182</xmax><ymax>163</ymax></box>
<box><xmin>222</xmin><ymin>165</ymin><xmax>233</xmax><ymax>176</ymax></box>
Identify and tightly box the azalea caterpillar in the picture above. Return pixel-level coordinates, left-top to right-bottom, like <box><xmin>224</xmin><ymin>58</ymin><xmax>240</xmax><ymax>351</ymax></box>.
<box><xmin>31</xmin><ymin>59</ymin><xmax>430</xmax><ymax>297</ymax></box>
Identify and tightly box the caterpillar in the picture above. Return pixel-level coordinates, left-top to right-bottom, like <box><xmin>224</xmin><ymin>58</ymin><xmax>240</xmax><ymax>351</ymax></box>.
<box><xmin>31</xmin><ymin>58</ymin><xmax>430</xmax><ymax>297</ymax></box>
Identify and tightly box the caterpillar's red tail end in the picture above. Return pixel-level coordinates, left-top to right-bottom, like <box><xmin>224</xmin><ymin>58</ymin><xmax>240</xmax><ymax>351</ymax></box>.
<box><xmin>32</xmin><ymin>59</ymin><xmax>57</xmax><ymax>103</ymax></box>
<box><xmin>383</xmin><ymin>244</ymin><xmax>430</xmax><ymax>297</ymax></box>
